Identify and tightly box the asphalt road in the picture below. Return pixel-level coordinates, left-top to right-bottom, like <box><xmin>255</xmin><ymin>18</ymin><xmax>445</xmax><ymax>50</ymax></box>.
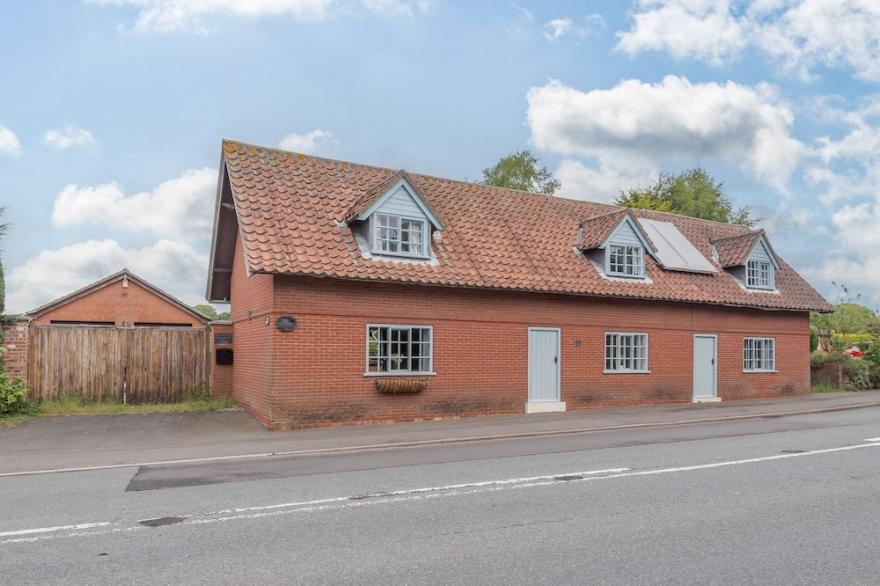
<box><xmin>2</xmin><ymin>407</ymin><xmax>880</xmax><ymax>585</ymax></box>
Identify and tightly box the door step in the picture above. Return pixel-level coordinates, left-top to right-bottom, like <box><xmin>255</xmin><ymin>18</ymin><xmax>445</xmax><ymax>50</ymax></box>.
<box><xmin>525</xmin><ymin>401</ymin><xmax>567</xmax><ymax>414</ymax></box>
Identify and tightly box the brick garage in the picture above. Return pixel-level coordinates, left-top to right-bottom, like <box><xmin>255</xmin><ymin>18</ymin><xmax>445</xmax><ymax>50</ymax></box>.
<box><xmin>207</xmin><ymin>141</ymin><xmax>831</xmax><ymax>430</ymax></box>
<box><xmin>28</xmin><ymin>269</ymin><xmax>209</xmax><ymax>328</ymax></box>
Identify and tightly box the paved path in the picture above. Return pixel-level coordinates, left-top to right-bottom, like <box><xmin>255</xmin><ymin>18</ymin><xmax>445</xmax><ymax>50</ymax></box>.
<box><xmin>1</xmin><ymin>406</ymin><xmax>879</xmax><ymax>584</ymax></box>
<box><xmin>2</xmin><ymin>391</ymin><xmax>879</xmax><ymax>474</ymax></box>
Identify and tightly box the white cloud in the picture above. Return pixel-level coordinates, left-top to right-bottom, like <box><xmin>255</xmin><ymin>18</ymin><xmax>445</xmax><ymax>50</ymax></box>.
<box><xmin>543</xmin><ymin>17</ymin><xmax>574</xmax><ymax>41</ymax></box>
<box><xmin>555</xmin><ymin>159</ymin><xmax>656</xmax><ymax>202</ymax></box>
<box><xmin>361</xmin><ymin>0</ymin><xmax>429</xmax><ymax>19</ymax></box>
<box><xmin>542</xmin><ymin>15</ymin><xmax>604</xmax><ymax>41</ymax></box>
<box><xmin>0</xmin><ymin>123</ymin><xmax>22</xmax><ymax>157</ymax></box>
<box><xmin>617</xmin><ymin>0</ymin><xmax>880</xmax><ymax>82</ymax></box>
<box><xmin>278</xmin><ymin>129</ymin><xmax>335</xmax><ymax>154</ymax></box>
<box><xmin>616</xmin><ymin>0</ymin><xmax>746</xmax><ymax>65</ymax></box>
<box><xmin>44</xmin><ymin>125</ymin><xmax>97</xmax><ymax>150</ymax></box>
<box><xmin>6</xmin><ymin>239</ymin><xmax>208</xmax><ymax>314</ymax></box>
<box><xmin>806</xmin><ymin>95</ymin><xmax>880</xmax><ymax>203</ymax></box>
<box><xmin>86</xmin><ymin>0</ymin><xmax>429</xmax><ymax>33</ymax></box>
<box><xmin>51</xmin><ymin>167</ymin><xmax>216</xmax><ymax>240</ymax></box>
<box><xmin>527</xmin><ymin>76</ymin><xmax>804</xmax><ymax>189</ymax></box>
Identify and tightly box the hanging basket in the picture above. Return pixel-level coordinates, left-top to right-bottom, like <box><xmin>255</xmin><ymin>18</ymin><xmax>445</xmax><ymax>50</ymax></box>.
<box><xmin>375</xmin><ymin>378</ymin><xmax>428</xmax><ymax>395</ymax></box>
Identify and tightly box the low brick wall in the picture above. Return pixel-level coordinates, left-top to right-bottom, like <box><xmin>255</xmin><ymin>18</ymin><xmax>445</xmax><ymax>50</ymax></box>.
<box><xmin>1</xmin><ymin>318</ymin><xmax>30</xmax><ymax>383</ymax></box>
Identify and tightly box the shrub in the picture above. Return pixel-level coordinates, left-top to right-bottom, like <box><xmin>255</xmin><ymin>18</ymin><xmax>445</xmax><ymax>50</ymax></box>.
<box><xmin>863</xmin><ymin>343</ymin><xmax>880</xmax><ymax>366</ymax></box>
<box><xmin>0</xmin><ymin>372</ymin><xmax>34</xmax><ymax>416</ymax></box>
<box><xmin>810</xmin><ymin>351</ymin><xmax>847</xmax><ymax>368</ymax></box>
<box><xmin>810</xmin><ymin>330</ymin><xmax>819</xmax><ymax>353</ymax></box>
<box><xmin>842</xmin><ymin>359</ymin><xmax>872</xmax><ymax>390</ymax></box>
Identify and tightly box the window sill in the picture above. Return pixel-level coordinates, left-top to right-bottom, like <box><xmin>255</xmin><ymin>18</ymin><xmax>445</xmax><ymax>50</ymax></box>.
<box><xmin>743</xmin><ymin>369</ymin><xmax>778</xmax><ymax>374</ymax></box>
<box><xmin>603</xmin><ymin>370</ymin><xmax>652</xmax><ymax>375</ymax></box>
<box><xmin>364</xmin><ymin>372</ymin><xmax>436</xmax><ymax>377</ymax></box>
<box><xmin>606</xmin><ymin>273</ymin><xmax>646</xmax><ymax>280</ymax></box>
<box><xmin>369</xmin><ymin>250</ymin><xmax>431</xmax><ymax>261</ymax></box>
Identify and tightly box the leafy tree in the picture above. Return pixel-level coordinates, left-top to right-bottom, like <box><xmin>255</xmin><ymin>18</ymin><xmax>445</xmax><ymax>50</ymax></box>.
<box><xmin>482</xmin><ymin>150</ymin><xmax>561</xmax><ymax>195</ymax></box>
<box><xmin>811</xmin><ymin>302</ymin><xmax>880</xmax><ymax>351</ymax></box>
<box><xmin>193</xmin><ymin>304</ymin><xmax>219</xmax><ymax>320</ymax></box>
<box><xmin>615</xmin><ymin>169</ymin><xmax>754</xmax><ymax>227</ymax></box>
<box><xmin>193</xmin><ymin>304</ymin><xmax>231</xmax><ymax>321</ymax></box>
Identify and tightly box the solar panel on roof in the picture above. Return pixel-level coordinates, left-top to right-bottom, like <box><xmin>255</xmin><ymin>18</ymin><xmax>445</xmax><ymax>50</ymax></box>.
<box><xmin>638</xmin><ymin>219</ymin><xmax>717</xmax><ymax>274</ymax></box>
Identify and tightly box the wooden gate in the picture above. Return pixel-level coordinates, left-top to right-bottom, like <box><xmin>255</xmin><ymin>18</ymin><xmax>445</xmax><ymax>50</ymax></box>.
<box><xmin>27</xmin><ymin>324</ymin><xmax>211</xmax><ymax>403</ymax></box>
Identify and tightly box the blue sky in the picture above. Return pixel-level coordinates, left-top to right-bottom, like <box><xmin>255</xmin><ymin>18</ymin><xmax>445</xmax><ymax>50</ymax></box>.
<box><xmin>2</xmin><ymin>0</ymin><xmax>880</xmax><ymax>313</ymax></box>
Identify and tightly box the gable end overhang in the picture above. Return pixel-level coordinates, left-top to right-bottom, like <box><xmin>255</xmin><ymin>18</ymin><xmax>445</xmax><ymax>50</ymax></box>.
<box><xmin>206</xmin><ymin>150</ymin><xmax>245</xmax><ymax>303</ymax></box>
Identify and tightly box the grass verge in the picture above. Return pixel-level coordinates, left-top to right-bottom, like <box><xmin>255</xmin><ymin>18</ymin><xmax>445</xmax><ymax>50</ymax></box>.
<box><xmin>0</xmin><ymin>394</ymin><xmax>236</xmax><ymax>429</ymax></box>
<box><xmin>811</xmin><ymin>383</ymin><xmax>846</xmax><ymax>393</ymax></box>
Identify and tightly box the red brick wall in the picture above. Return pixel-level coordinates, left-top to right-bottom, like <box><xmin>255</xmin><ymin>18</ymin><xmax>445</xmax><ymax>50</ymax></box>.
<box><xmin>1</xmin><ymin>319</ymin><xmax>30</xmax><ymax>383</ymax></box>
<box><xmin>230</xmin><ymin>253</ymin><xmax>810</xmax><ymax>428</ymax></box>
<box><xmin>230</xmin><ymin>235</ymin><xmax>275</xmax><ymax>426</ymax></box>
<box><xmin>210</xmin><ymin>321</ymin><xmax>234</xmax><ymax>398</ymax></box>
<box><xmin>32</xmin><ymin>279</ymin><xmax>205</xmax><ymax>328</ymax></box>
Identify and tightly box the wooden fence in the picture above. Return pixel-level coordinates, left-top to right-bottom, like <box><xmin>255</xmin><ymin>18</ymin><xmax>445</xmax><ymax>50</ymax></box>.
<box><xmin>27</xmin><ymin>324</ymin><xmax>211</xmax><ymax>403</ymax></box>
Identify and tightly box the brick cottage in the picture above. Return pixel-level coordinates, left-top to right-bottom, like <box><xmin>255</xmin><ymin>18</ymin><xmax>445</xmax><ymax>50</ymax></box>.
<box><xmin>206</xmin><ymin>140</ymin><xmax>832</xmax><ymax>430</ymax></box>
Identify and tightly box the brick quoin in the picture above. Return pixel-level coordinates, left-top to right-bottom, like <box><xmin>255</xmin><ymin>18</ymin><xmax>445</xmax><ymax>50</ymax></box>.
<box><xmin>1</xmin><ymin>319</ymin><xmax>29</xmax><ymax>383</ymax></box>
<box><xmin>32</xmin><ymin>279</ymin><xmax>205</xmax><ymax>328</ymax></box>
<box><xmin>229</xmin><ymin>236</ymin><xmax>810</xmax><ymax>430</ymax></box>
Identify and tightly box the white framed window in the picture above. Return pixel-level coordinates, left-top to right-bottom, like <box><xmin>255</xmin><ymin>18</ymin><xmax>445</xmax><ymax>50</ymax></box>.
<box><xmin>746</xmin><ymin>260</ymin><xmax>772</xmax><ymax>289</ymax></box>
<box><xmin>744</xmin><ymin>337</ymin><xmax>776</xmax><ymax>372</ymax></box>
<box><xmin>366</xmin><ymin>324</ymin><xmax>433</xmax><ymax>375</ymax></box>
<box><xmin>607</xmin><ymin>244</ymin><xmax>644</xmax><ymax>278</ymax></box>
<box><xmin>372</xmin><ymin>213</ymin><xmax>428</xmax><ymax>258</ymax></box>
<box><xmin>605</xmin><ymin>333</ymin><xmax>649</xmax><ymax>372</ymax></box>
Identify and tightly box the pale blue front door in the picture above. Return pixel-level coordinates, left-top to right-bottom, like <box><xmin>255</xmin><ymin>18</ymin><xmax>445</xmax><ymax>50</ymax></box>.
<box><xmin>528</xmin><ymin>328</ymin><xmax>560</xmax><ymax>402</ymax></box>
<box><xmin>693</xmin><ymin>335</ymin><xmax>717</xmax><ymax>399</ymax></box>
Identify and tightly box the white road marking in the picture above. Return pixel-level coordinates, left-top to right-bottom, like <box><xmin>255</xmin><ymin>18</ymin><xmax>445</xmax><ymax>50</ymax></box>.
<box><xmin>0</xmin><ymin>522</ymin><xmax>113</xmax><ymax>538</ymax></box>
<box><xmin>2</xmin><ymin>441</ymin><xmax>878</xmax><ymax>546</ymax></box>
<box><xmin>205</xmin><ymin>467</ymin><xmax>631</xmax><ymax>516</ymax></box>
<box><xmin>865</xmin><ymin>437</ymin><xmax>880</xmax><ymax>442</ymax></box>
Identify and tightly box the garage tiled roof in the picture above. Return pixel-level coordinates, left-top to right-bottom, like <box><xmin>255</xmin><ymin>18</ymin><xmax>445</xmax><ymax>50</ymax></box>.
<box><xmin>217</xmin><ymin>140</ymin><xmax>831</xmax><ymax>312</ymax></box>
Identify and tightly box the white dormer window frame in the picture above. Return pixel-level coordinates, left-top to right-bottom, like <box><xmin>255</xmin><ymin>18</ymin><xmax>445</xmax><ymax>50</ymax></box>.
<box><xmin>746</xmin><ymin>259</ymin><xmax>772</xmax><ymax>289</ymax></box>
<box><xmin>371</xmin><ymin>213</ymin><xmax>429</xmax><ymax>259</ymax></box>
<box><xmin>606</xmin><ymin>243</ymin><xmax>645</xmax><ymax>278</ymax></box>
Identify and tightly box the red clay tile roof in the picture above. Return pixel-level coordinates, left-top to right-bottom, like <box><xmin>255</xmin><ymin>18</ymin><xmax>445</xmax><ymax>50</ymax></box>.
<box><xmin>215</xmin><ymin>140</ymin><xmax>831</xmax><ymax>312</ymax></box>
<box><xmin>713</xmin><ymin>230</ymin><xmax>770</xmax><ymax>268</ymax></box>
<box><xmin>576</xmin><ymin>210</ymin><xmax>627</xmax><ymax>250</ymax></box>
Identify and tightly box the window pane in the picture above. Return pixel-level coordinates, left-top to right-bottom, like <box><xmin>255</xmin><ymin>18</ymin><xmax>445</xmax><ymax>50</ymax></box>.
<box><xmin>605</xmin><ymin>333</ymin><xmax>648</xmax><ymax>371</ymax></box>
<box><xmin>608</xmin><ymin>245</ymin><xmax>643</xmax><ymax>277</ymax></box>
<box><xmin>367</xmin><ymin>325</ymin><xmax>432</xmax><ymax>374</ymax></box>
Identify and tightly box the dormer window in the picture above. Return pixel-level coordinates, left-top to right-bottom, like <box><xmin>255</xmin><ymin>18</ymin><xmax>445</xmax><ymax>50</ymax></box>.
<box><xmin>713</xmin><ymin>230</ymin><xmax>779</xmax><ymax>292</ymax></box>
<box><xmin>348</xmin><ymin>174</ymin><xmax>444</xmax><ymax>262</ymax></box>
<box><xmin>607</xmin><ymin>244</ymin><xmax>644</xmax><ymax>278</ymax></box>
<box><xmin>747</xmin><ymin>259</ymin><xmax>772</xmax><ymax>289</ymax></box>
<box><xmin>373</xmin><ymin>213</ymin><xmax>427</xmax><ymax>258</ymax></box>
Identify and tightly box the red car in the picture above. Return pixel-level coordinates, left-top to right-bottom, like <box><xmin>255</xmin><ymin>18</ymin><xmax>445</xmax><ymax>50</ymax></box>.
<box><xmin>845</xmin><ymin>346</ymin><xmax>863</xmax><ymax>359</ymax></box>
